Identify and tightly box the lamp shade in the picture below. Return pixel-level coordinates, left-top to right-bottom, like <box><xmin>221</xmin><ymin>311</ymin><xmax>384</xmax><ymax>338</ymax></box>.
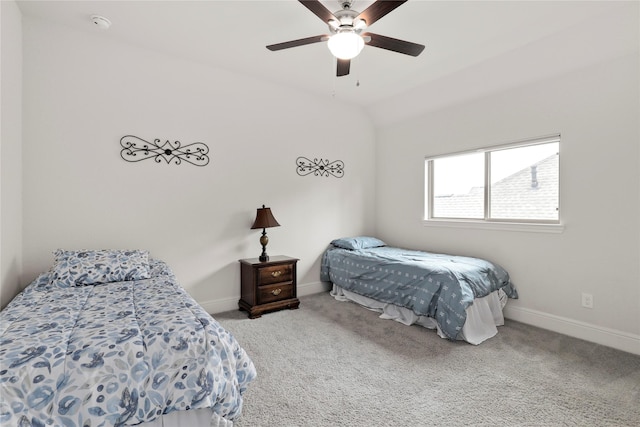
<box><xmin>251</xmin><ymin>205</ymin><xmax>280</xmax><ymax>229</ymax></box>
<box><xmin>327</xmin><ymin>31</ymin><xmax>365</xmax><ymax>60</ymax></box>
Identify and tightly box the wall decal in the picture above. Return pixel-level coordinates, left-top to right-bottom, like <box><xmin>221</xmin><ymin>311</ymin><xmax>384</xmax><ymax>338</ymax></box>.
<box><xmin>296</xmin><ymin>157</ymin><xmax>344</xmax><ymax>178</ymax></box>
<box><xmin>120</xmin><ymin>135</ymin><xmax>209</xmax><ymax>166</ymax></box>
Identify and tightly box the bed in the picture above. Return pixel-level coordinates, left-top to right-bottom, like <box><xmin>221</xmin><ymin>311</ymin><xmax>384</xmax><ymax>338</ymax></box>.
<box><xmin>0</xmin><ymin>249</ymin><xmax>256</xmax><ymax>427</ymax></box>
<box><xmin>320</xmin><ymin>237</ymin><xmax>518</xmax><ymax>345</ymax></box>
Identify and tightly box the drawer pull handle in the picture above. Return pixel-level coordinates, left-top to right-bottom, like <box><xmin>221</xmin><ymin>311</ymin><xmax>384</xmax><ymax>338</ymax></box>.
<box><xmin>271</xmin><ymin>288</ymin><xmax>282</xmax><ymax>296</ymax></box>
<box><xmin>271</xmin><ymin>271</ymin><xmax>282</xmax><ymax>278</ymax></box>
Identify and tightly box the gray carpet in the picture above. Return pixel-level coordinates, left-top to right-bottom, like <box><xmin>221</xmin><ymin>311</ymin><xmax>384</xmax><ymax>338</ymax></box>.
<box><xmin>215</xmin><ymin>292</ymin><xmax>640</xmax><ymax>427</ymax></box>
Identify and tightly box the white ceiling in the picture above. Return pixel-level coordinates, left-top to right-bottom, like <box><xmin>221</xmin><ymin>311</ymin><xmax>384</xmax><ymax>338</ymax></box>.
<box><xmin>15</xmin><ymin>0</ymin><xmax>639</xmax><ymax>125</ymax></box>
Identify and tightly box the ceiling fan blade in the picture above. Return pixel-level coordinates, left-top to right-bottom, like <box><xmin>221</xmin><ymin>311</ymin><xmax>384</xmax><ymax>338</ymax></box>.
<box><xmin>266</xmin><ymin>35</ymin><xmax>327</xmax><ymax>51</ymax></box>
<box><xmin>336</xmin><ymin>59</ymin><xmax>351</xmax><ymax>77</ymax></box>
<box><xmin>363</xmin><ymin>32</ymin><xmax>425</xmax><ymax>56</ymax></box>
<box><xmin>356</xmin><ymin>0</ymin><xmax>407</xmax><ymax>27</ymax></box>
<box><xmin>299</xmin><ymin>0</ymin><xmax>337</xmax><ymax>23</ymax></box>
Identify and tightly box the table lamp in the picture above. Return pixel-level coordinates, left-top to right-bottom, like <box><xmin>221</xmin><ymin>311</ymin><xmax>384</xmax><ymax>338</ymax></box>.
<box><xmin>250</xmin><ymin>205</ymin><xmax>280</xmax><ymax>262</ymax></box>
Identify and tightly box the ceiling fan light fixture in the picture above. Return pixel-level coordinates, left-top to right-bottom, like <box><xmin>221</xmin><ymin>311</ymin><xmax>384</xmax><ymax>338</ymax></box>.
<box><xmin>327</xmin><ymin>31</ymin><xmax>364</xmax><ymax>60</ymax></box>
<box><xmin>354</xmin><ymin>19</ymin><xmax>367</xmax><ymax>30</ymax></box>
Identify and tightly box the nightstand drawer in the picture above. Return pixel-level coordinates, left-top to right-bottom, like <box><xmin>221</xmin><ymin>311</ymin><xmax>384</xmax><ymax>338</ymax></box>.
<box><xmin>257</xmin><ymin>282</ymin><xmax>293</xmax><ymax>305</ymax></box>
<box><xmin>259</xmin><ymin>264</ymin><xmax>293</xmax><ymax>285</ymax></box>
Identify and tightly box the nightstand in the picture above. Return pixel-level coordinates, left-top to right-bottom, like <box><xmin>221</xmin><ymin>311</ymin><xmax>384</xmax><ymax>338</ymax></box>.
<box><xmin>238</xmin><ymin>256</ymin><xmax>300</xmax><ymax>318</ymax></box>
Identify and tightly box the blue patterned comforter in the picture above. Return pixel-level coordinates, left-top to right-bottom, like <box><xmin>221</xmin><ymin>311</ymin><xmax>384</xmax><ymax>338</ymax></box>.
<box><xmin>320</xmin><ymin>246</ymin><xmax>518</xmax><ymax>340</ymax></box>
<box><xmin>0</xmin><ymin>260</ymin><xmax>256</xmax><ymax>426</ymax></box>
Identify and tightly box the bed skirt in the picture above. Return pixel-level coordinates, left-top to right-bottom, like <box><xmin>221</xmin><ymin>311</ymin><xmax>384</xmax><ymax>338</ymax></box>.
<box><xmin>330</xmin><ymin>285</ymin><xmax>508</xmax><ymax>345</ymax></box>
<box><xmin>139</xmin><ymin>408</ymin><xmax>233</xmax><ymax>427</ymax></box>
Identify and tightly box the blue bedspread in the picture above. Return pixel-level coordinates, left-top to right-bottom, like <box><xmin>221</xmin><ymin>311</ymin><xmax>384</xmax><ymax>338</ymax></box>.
<box><xmin>0</xmin><ymin>260</ymin><xmax>256</xmax><ymax>426</ymax></box>
<box><xmin>320</xmin><ymin>246</ymin><xmax>518</xmax><ymax>340</ymax></box>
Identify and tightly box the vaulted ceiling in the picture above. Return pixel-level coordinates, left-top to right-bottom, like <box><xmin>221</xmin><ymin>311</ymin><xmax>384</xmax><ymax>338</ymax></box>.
<box><xmin>16</xmin><ymin>1</ymin><xmax>639</xmax><ymax>125</ymax></box>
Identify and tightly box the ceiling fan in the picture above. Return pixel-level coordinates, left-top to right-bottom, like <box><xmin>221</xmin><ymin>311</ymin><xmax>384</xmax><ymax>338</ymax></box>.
<box><xmin>266</xmin><ymin>0</ymin><xmax>425</xmax><ymax>77</ymax></box>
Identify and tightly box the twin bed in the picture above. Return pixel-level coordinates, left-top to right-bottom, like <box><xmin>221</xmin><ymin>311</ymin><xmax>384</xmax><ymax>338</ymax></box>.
<box><xmin>321</xmin><ymin>237</ymin><xmax>518</xmax><ymax>345</ymax></box>
<box><xmin>0</xmin><ymin>249</ymin><xmax>255</xmax><ymax>427</ymax></box>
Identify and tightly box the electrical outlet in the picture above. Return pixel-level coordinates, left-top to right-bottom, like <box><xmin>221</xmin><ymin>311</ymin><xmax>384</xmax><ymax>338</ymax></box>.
<box><xmin>581</xmin><ymin>293</ymin><xmax>593</xmax><ymax>309</ymax></box>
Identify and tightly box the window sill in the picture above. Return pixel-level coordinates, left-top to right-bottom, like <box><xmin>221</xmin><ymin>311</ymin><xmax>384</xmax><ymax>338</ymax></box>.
<box><xmin>422</xmin><ymin>219</ymin><xmax>564</xmax><ymax>233</ymax></box>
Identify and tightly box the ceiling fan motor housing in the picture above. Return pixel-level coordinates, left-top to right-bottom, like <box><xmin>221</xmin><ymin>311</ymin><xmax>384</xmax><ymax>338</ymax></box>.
<box><xmin>329</xmin><ymin>7</ymin><xmax>366</xmax><ymax>35</ymax></box>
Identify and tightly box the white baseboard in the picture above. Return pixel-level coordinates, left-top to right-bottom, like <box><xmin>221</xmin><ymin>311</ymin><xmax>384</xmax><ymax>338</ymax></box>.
<box><xmin>199</xmin><ymin>281</ymin><xmax>331</xmax><ymax>316</ymax></box>
<box><xmin>504</xmin><ymin>305</ymin><xmax>640</xmax><ymax>355</ymax></box>
<box><xmin>297</xmin><ymin>280</ymin><xmax>332</xmax><ymax>296</ymax></box>
<box><xmin>200</xmin><ymin>296</ymin><xmax>238</xmax><ymax>315</ymax></box>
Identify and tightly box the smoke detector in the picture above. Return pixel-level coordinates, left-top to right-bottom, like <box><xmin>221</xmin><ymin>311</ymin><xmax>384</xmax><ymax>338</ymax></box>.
<box><xmin>90</xmin><ymin>15</ymin><xmax>111</xmax><ymax>30</ymax></box>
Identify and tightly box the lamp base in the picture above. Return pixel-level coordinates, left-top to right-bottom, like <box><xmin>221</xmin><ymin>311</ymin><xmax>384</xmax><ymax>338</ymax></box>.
<box><xmin>259</xmin><ymin>229</ymin><xmax>269</xmax><ymax>262</ymax></box>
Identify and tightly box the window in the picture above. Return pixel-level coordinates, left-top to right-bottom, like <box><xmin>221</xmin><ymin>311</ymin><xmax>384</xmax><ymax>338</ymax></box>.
<box><xmin>425</xmin><ymin>135</ymin><xmax>559</xmax><ymax>224</ymax></box>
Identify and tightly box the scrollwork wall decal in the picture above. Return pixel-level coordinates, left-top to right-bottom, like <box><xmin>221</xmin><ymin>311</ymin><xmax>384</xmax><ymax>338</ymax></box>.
<box><xmin>120</xmin><ymin>135</ymin><xmax>209</xmax><ymax>167</ymax></box>
<box><xmin>296</xmin><ymin>157</ymin><xmax>344</xmax><ymax>178</ymax></box>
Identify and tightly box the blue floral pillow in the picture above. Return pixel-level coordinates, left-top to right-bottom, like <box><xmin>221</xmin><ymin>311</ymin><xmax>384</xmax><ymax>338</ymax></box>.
<box><xmin>51</xmin><ymin>249</ymin><xmax>151</xmax><ymax>286</ymax></box>
<box><xmin>331</xmin><ymin>236</ymin><xmax>386</xmax><ymax>250</ymax></box>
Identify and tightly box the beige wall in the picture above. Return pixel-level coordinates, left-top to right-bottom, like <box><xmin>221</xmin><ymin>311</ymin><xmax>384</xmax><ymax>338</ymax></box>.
<box><xmin>375</xmin><ymin>53</ymin><xmax>640</xmax><ymax>354</ymax></box>
<box><xmin>20</xmin><ymin>15</ymin><xmax>376</xmax><ymax>312</ymax></box>
<box><xmin>0</xmin><ymin>0</ymin><xmax>23</xmax><ymax>309</ymax></box>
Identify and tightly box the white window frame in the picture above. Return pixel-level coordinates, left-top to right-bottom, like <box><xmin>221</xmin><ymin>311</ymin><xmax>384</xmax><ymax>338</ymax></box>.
<box><xmin>424</xmin><ymin>134</ymin><xmax>564</xmax><ymax>233</ymax></box>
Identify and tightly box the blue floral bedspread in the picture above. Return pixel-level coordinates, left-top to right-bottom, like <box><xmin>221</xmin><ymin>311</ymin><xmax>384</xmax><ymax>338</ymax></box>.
<box><xmin>0</xmin><ymin>260</ymin><xmax>256</xmax><ymax>426</ymax></box>
<box><xmin>320</xmin><ymin>246</ymin><xmax>518</xmax><ymax>340</ymax></box>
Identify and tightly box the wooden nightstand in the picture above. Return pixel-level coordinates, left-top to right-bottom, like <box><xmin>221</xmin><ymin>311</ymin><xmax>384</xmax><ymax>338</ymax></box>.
<box><xmin>238</xmin><ymin>256</ymin><xmax>300</xmax><ymax>318</ymax></box>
